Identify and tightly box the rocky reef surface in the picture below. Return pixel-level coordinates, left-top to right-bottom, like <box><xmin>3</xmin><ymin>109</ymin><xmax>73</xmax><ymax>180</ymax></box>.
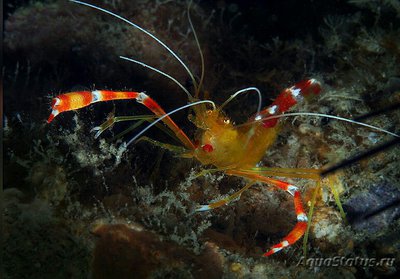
<box><xmin>3</xmin><ymin>0</ymin><xmax>400</xmax><ymax>278</ymax></box>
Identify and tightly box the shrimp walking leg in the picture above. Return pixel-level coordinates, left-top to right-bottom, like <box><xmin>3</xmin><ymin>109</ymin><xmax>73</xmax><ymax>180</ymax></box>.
<box><xmin>226</xmin><ymin>170</ymin><xmax>308</xmax><ymax>257</ymax></box>
<box><xmin>91</xmin><ymin>114</ymin><xmax>158</xmax><ymax>139</ymax></box>
<box><xmin>196</xmin><ymin>181</ymin><xmax>255</xmax><ymax>212</ymax></box>
<box><xmin>247</xmin><ymin>167</ymin><xmax>321</xmax><ymax>180</ymax></box>
<box><xmin>197</xmin><ymin>167</ymin><xmax>321</xmax><ymax>211</ymax></box>
<box><xmin>137</xmin><ymin>136</ymin><xmax>188</xmax><ymax>154</ymax></box>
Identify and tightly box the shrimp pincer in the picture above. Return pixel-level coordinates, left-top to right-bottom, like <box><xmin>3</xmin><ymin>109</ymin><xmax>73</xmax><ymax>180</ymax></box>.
<box><xmin>48</xmin><ymin>90</ymin><xmax>195</xmax><ymax>149</ymax></box>
<box><xmin>47</xmin><ymin>91</ymin><xmax>140</xmax><ymax>123</ymax></box>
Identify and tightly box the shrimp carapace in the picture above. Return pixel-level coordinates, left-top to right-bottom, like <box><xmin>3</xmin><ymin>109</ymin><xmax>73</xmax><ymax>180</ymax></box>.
<box><xmin>192</xmin><ymin>79</ymin><xmax>322</xmax><ymax>168</ymax></box>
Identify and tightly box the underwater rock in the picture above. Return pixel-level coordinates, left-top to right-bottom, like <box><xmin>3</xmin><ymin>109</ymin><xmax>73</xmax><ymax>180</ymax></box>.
<box><xmin>91</xmin><ymin>223</ymin><xmax>224</xmax><ymax>279</ymax></box>
<box><xmin>3</xmin><ymin>189</ymin><xmax>90</xmax><ymax>278</ymax></box>
<box><xmin>343</xmin><ymin>180</ymin><xmax>400</xmax><ymax>236</ymax></box>
<box><xmin>310</xmin><ymin>206</ymin><xmax>350</xmax><ymax>253</ymax></box>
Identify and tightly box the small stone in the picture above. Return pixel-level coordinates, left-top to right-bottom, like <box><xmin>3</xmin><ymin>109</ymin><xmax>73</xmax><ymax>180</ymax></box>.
<box><xmin>230</xmin><ymin>262</ymin><xmax>242</xmax><ymax>273</ymax></box>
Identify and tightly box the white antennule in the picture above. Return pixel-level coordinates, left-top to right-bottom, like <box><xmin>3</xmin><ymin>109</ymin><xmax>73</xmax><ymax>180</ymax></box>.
<box><xmin>220</xmin><ymin>87</ymin><xmax>263</xmax><ymax>116</ymax></box>
<box><xmin>126</xmin><ymin>100</ymin><xmax>216</xmax><ymax>146</ymax></box>
<box><xmin>120</xmin><ymin>56</ymin><xmax>192</xmax><ymax>98</ymax></box>
<box><xmin>70</xmin><ymin>0</ymin><xmax>197</xmax><ymax>98</ymax></box>
<box><xmin>187</xmin><ymin>0</ymin><xmax>205</xmax><ymax>94</ymax></box>
<box><xmin>255</xmin><ymin>112</ymin><xmax>400</xmax><ymax>138</ymax></box>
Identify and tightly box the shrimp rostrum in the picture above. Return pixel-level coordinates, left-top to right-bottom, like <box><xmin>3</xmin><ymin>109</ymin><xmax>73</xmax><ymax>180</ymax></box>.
<box><xmin>47</xmin><ymin>1</ymin><xmax>399</xmax><ymax>257</ymax></box>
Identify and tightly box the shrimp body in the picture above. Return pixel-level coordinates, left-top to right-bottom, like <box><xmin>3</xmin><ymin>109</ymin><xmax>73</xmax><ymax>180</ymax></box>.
<box><xmin>47</xmin><ymin>0</ymin><xmax>325</xmax><ymax>257</ymax></box>
<box><xmin>193</xmin><ymin>79</ymin><xmax>321</xmax><ymax>169</ymax></box>
<box><xmin>192</xmin><ymin>109</ymin><xmax>279</xmax><ymax>168</ymax></box>
<box><xmin>48</xmin><ymin>79</ymin><xmax>321</xmax><ymax>258</ymax></box>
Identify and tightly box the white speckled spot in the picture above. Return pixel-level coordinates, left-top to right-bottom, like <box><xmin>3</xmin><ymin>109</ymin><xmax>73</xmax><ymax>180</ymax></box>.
<box><xmin>268</xmin><ymin>105</ymin><xmax>278</xmax><ymax>114</ymax></box>
<box><xmin>287</xmin><ymin>185</ymin><xmax>298</xmax><ymax>196</ymax></box>
<box><xmin>92</xmin><ymin>90</ymin><xmax>102</xmax><ymax>102</ymax></box>
<box><xmin>297</xmin><ymin>213</ymin><xmax>308</xmax><ymax>222</ymax></box>
<box><xmin>137</xmin><ymin>92</ymin><xmax>148</xmax><ymax>103</ymax></box>
<box><xmin>255</xmin><ymin>115</ymin><xmax>262</xmax><ymax>121</ymax></box>
<box><xmin>289</xmin><ymin>87</ymin><xmax>303</xmax><ymax>102</ymax></box>
<box><xmin>196</xmin><ymin>204</ymin><xmax>211</xmax><ymax>212</ymax></box>
<box><xmin>53</xmin><ymin>98</ymin><xmax>60</xmax><ymax>107</ymax></box>
<box><xmin>281</xmin><ymin>240</ymin><xmax>289</xmax><ymax>247</ymax></box>
<box><xmin>273</xmin><ymin>247</ymin><xmax>282</xmax><ymax>253</ymax></box>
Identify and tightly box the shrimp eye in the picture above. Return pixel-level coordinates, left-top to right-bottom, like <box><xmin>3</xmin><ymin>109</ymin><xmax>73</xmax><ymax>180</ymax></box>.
<box><xmin>202</xmin><ymin>144</ymin><xmax>214</xmax><ymax>153</ymax></box>
<box><xmin>223</xmin><ymin>118</ymin><xmax>230</xmax><ymax>124</ymax></box>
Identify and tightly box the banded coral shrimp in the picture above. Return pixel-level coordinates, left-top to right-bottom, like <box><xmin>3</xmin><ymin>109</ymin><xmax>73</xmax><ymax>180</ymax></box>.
<box><xmin>4</xmin><ymin>0</ymin><xmax>400</xmax><ymax>278</ymax></box>
<box><xmin>44</xmin><ymin>0</ymin><xmax>400</xmax><ymax>257</ymax></box>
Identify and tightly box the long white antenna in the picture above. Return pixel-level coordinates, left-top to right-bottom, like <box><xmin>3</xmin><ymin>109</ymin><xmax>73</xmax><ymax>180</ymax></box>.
<box><xmin>70</xmin><ymin>0</ymin><xmax>197</xmax><ymax>98</ymax></box>
<box><xmin>252</xmin><ymin>112</ymin><xmax>400</xmax><ymax>138</ymax></box>
<box><xmin>120</xmin><ymin>56</ymin><xmax>192</xmax><ymax>98</ymax></box>
<box><xmin>220</xmin><ymin>87</ymin><xmax>263</xmax><ymax>116</ymax></box>
<box><xmin>127</xmin><ymin>100</ymin><xmax>216</xmax><ymax>146</ymax></box>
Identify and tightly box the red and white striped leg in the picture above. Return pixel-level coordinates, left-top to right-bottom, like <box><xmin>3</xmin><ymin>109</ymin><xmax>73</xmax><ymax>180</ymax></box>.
<box><xmin>47</xmin><ymin>90</ymin><xmax>195</xmax><ymax>150</ymax></box>
<box><xmin>263</xmin><ymin>189</ymin><xmax>308</xmax><ymax>256</ymax></box>
<box><xmin>227</xmin><ymin>170</ymin><xmax>308</xmax><ymax>256</ymax></box>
